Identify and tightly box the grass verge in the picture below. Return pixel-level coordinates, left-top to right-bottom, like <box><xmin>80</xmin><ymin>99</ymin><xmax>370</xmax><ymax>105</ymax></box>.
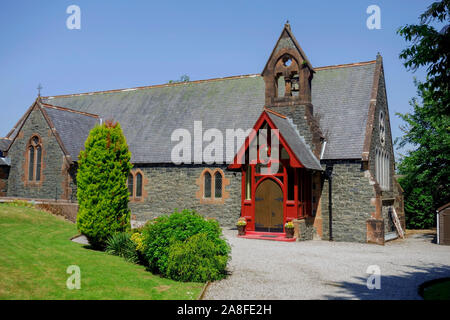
<box><xmin>0</xmin><ymin>203</ymin><xmax>203</xmax><ymax>300</ymax></box>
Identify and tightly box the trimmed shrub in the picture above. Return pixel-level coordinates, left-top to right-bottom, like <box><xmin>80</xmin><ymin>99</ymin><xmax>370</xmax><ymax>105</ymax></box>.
<box><xmin>166</xmin><ymin>233</ymin><xmax>229</xmax><ymax>282</ymax></box>
<box><xmin>76</xmin><ymin>121</ymin><xmax>133</xmax><ymax>249</ymax></box>
<box><xmin>141</xmin><ymin>209</ymin><xmax>230</xmax><ymax>276</ymax></box>
<box><xmin>105</xmin><ymin>232</ymin><xmax>138</xmax><ymax>264</ymax></box>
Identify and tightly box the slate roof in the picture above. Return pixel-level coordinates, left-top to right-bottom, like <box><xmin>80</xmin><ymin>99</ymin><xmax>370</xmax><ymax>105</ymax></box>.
<box><xmin>266</xmin><ymin>111</ymin><xmax>323</xmax><ymax>171</ymax></box>
<box><xmin>33</xmin><ymin>61</ymin><xmax>376</xmax><ymax>163</ymax></box>
<box><xmin>41</xmin><ymin>104</ymin><xmax>100</xmax><ymax>159</ymax></box>
<box><xmin>0</xmin><ymin>138</ymin><xmax>11</xmax><ymax>152</ymax></box>
<box><xmin>312</xmin><ymin>62</ymin><xmax>376</xmax><ymax>159</ymax></box>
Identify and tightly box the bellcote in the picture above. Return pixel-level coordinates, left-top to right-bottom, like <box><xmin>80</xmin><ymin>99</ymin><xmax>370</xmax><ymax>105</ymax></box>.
<box><xmin>262</xmin><ymin>23</ymin><xmax>314</xmax><ymax>107</ymax></box>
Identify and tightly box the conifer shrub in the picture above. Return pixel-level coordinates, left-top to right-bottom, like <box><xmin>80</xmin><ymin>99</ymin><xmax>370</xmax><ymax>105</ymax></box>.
<box><xmin>141</xmin><ymin>209</ymin><xmax>230</xmax><ymax>276</ymax></box>
<box><xmin>76</xmin><ymin>121</ymin><xmax>133</xmax><ymax>249</ymax></box>
<box><xmin>166</xmin><ymin>233</ymin><xmax>229</xmax><ymax>282</ymax></box>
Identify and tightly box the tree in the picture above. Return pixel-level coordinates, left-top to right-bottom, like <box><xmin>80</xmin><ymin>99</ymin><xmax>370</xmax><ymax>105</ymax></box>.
<box><xmin>76</xmin><ymin>120</ymin><xmax>133</xmax><ymax>248</ymax></box>
<box><xmin>397</xmin><ymin>82</ymin><xmax>450</xmax><ymax>228</ymax></box>
<box><xmin>167</xmin><ymin>74</ymin><xmax>190</xmax><ymax>84</ymax></box>
<box><xmin>397</xmin><ymin>0</ymin><xmax>449</xmax><ymax>115</ymax></box>
<box><xmin>396</xmin><ymin>0</ymin><xmax>450</xmax><ymax>228</ymax></box>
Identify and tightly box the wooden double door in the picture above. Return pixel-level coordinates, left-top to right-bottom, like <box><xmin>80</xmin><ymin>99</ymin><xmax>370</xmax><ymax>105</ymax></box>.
<box><xmin>254</xmin><ymin>178</ymin><xmax>284</xmax><ymax>232</ymax></box>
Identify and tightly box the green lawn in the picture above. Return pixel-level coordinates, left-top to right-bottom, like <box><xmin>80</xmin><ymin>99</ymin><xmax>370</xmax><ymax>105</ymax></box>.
<box><xmin>0</xmin><ymin>203</ymin><xmax>204</xmax><ymax>300</ymax></box>
<box><xmin>423</xmin><ymin>279</ymin><xmax>450</xmax><ymax>300</ymax></box>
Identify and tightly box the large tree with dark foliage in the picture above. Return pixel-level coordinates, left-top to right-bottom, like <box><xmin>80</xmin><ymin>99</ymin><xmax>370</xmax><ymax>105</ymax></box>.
<box><xmin>396</xmin><ymin>0</ymin><xmax>450</xmax><ymax>228</ymax></box>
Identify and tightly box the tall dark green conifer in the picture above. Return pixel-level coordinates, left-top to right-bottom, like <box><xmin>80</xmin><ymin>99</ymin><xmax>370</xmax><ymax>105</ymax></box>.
<box><xmin>76</xmin><ymin>120</ymin><xmax>133</xmax><ymax>248</ymax></box>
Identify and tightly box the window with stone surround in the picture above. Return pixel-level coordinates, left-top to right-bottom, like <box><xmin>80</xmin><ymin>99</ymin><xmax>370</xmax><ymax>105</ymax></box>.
<box><xmin>375</xmin><ymin>147</ymin><xmax>390</xmax><ymax>191</ymax></box>
<box><xmin>197</xmin><ymin>168</ymin><xmax>229</xmax><ymax>204</ymax></box>
<box><xmin>128</xmin><ymin>169</ymin><xmax>145</xmax><ymax>201</ymax></box>
<box><xmin>26</xmin><ymin>135</ymin><xmax>43</xmax><ymax>183</ymax></box>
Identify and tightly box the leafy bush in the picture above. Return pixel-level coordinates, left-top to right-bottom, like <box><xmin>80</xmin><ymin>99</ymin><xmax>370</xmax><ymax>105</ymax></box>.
<box><xmin>166</xmin><ymin>233</ymin><xmax>229</xmax><ymax>282</ymax></box>
<box><xmin>76</xmin><ymin>121</ymin><xmax>133</xmax><ymax>249</ymax></box>
<box><xmin>141</xmin><ymin>209</ymin><xmax>230</xmax><ymax>276</ymax></box>
<box><xmin>105</xmin><ymin>232</ymin><xmax>138</xmax><ymax>264</ymax></box>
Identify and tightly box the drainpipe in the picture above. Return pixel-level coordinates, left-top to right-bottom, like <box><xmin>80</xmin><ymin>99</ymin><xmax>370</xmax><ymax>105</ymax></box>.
<box><xmin>437</xmin><ymin>209</ymin><xmax>440</xmax><ymax>245</ymax></box>
<box><xmin>325</xmin><ymin>164</ymin><xmax>333</xmax><ymax>241</ymax></box>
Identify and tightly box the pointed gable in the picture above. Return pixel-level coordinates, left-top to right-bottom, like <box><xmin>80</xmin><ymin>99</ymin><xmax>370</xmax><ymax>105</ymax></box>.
<box><xmin>262</xmin><ymin>23</ymin><xmax>314</xmax><ymax>76</ymax></box>
<box><xmin>261</xmin><ymin>23</ymin><xmax>315</xmax><ymax>107</ymax></box>
<box><xmin>228</xmin><ymin>109</ymin><xmax>322</xmax><ymax>171</ymax></box>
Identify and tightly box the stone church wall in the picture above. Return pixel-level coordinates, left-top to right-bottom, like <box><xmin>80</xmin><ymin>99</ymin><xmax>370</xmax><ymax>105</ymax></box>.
<box><xmin>128</xmin><ymin>164</ymin><xmax>242</xmax><ymax>228</ymax></box>
<box><xmin>6</xmin><ymin>108</ymin><xmax>67</xmax><ymax>200</ymax></box>
<box><xmin>320</xmin><ymin>160</ymin><xmax>376</xmax><ymax>243</ymax></box>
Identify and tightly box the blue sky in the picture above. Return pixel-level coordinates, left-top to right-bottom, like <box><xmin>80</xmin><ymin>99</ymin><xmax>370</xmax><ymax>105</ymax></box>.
<box><xmin>0</xmin><ymin>0</ymin><xmax>434</xmax><ymax>155</ymax></box>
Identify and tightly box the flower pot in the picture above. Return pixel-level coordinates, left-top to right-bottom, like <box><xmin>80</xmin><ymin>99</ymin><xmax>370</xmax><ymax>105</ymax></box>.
<box><xmin>285</xmin><ymin>227</ymin><xmax>294</xmax><ymax>238</ymax></box>
<box><xmin>237</xmin><ymin>225</ymin><xmax>246</xmax><ymax>236</ymax></box>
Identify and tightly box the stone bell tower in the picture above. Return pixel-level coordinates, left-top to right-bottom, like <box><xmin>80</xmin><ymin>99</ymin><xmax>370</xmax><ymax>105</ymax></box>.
<box><xmin>262</xmin><ymin>23</ymin><xmax>323</xmax><ymax>157</ymax></box>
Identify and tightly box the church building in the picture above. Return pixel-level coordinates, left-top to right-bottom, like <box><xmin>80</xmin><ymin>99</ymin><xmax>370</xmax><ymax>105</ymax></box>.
<box><xmin>0</xmin><ymin>24</ymin><xmax>404</xmax><ymax>244</ymax></box>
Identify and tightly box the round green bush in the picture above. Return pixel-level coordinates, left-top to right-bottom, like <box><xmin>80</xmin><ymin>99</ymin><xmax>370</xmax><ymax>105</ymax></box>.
<box><xmin>166</xmin><ymin>233</ymin><xmax>229</xmax><ymax>282</ymax></box>
<box><xmin>141</xmin><ymin>209</ymin><xmax>230</xmax><ymax>276</ymax></box>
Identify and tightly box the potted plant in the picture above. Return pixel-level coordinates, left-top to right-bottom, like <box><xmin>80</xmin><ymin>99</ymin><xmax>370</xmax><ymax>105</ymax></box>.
<box><xmin>236</xmin><ymin>218</ymin><xmax>247</xmax><ymax>236</ymax></box>
<box><xmin>285</xmin><ymin>221</ymin><xmax>295</xmax><ymax>238</ymax></box>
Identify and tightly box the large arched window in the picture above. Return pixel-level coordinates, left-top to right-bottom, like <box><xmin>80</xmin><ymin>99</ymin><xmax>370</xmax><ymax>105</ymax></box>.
<box><xmin>27</xmin><ymin>135</ymin><xmax>42</xmax><ymax>183</ymax></box>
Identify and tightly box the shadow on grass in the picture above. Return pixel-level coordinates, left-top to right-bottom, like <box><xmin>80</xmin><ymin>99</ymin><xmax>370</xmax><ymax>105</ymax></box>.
<box><xmin>322</xmin><ymin>264</ymin><xmax>450</xmax><ymax>300</ymax></box>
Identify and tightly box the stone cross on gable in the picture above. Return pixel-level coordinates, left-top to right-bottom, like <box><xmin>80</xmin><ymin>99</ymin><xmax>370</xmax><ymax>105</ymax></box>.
<box><xmin>37</xmin><ymin>83</ymin><xmax>43</xmax><ymax>97</ymax></box>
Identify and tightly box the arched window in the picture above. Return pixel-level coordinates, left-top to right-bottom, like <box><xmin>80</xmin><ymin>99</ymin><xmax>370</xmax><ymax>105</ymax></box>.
<box><xmin>36</xmin><ymin>146</ymin><xmax>42</xmax><ymax>181</ymax></box>
<box><xmin>28</xmin><ymin>146</ymin><xmax>34</xmax><ymax>181</ymax></box>
<box><xmin>198</xmin><ymin>169</ymin><xmax>228</xmax><ymax>203</ymax></box>
<box><xmin>204</xmin><ymin>172</ymin><xmax>211</xmax><ymax>198</ymax></box>
<box><xmin>379</xmin><ymin>110</ymin><xmax>386</xmax><ymax>146</ymax></box>
<box><xmin>136</xmin><ymin>172</ymin><xmax>142</xmax><ymax>198</ymax></box>
<box><xmin>128</xmin><ymin>170</ymin><xmax>145</xmax><ymax>201</ymax></box>
<box><xmin>214</xmin><ymin>172</ymin><xmax>222</xmax><ymax>198</ymax></box>
<box><xmin>26</xmin><ymin>135</ymin><xmax>42</xmax><ymax>183</ymax></box>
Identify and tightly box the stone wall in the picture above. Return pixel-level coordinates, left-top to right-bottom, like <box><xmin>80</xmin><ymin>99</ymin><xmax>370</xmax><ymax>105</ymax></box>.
<box><xmin>6</xmin><ymin>107</ymin><xmax>68</xmax><ymax>200</ymax></box>
<box><xmin>128</xmin><ymin>164</ymin><xmax>242</xmax><ymax>228</ymax></box>
<box><xmin>320</xmin><ymin>160</ymin><xmax>376</xmax><ymax>243</ymax></box>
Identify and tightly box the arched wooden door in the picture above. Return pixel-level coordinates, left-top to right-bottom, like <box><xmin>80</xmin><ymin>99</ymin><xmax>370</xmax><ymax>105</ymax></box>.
<box><xmin>254</xmin><ymin>178</ymin><xmax>284</xmax><ymax>232</ymax></box>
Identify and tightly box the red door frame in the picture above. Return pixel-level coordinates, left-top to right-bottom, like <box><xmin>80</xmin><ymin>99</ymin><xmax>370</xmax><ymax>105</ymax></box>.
<box><xmin>231</xmin><ymin>110</ymin><xmax>312</xmax><ymax>233</ymax></box>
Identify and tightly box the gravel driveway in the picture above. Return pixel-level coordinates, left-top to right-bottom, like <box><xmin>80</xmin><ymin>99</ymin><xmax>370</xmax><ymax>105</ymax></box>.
<box><xmin>203</xmin><ymin>230</ymin><xmax>450</xmax><ymax>300</ymax></box>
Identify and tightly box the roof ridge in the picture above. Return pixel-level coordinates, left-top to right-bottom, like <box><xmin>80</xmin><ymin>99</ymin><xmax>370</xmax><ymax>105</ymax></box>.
<box><xmin>314</xmin><ymin>60</ymin><xmax>376</xmax><ymax>71</ymax></box>
<box><xmin>264</xmin><ymin>107</ymin><xmax>287</xmax><ymax>119</ymax></box>
<box><xmin>40</xmin><ymin>102</ymin><xmax>100</xmax><ymax>118</ymax></box>
<box><xmin>43</xmin><ymin>74</ymin><xmax>261</xmax><ymax>99</ymax></box>
<box><xmin>41</xmin><ymin>60</ymin><xmax>376</xmax><ymax>100</ymax></box>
